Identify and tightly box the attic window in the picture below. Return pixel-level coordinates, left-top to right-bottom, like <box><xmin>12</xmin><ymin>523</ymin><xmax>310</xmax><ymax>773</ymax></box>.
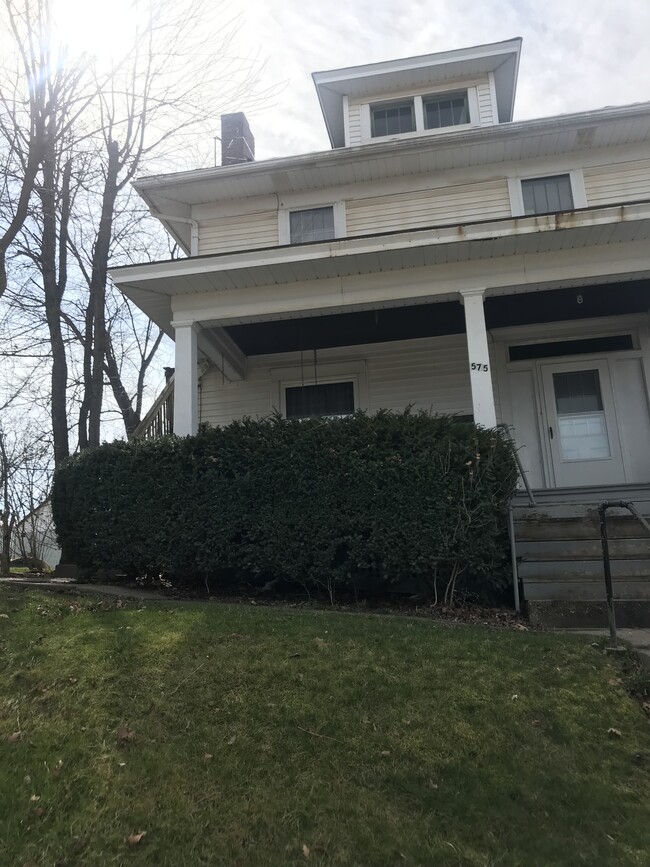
<box><xmin>423</xmin><ymin>91</ymin><xmax>469</xmax><ymax>129</ymax></box>
<box><xmin>289</xmin><ymin>207</ymin><xmax>335</xmax><ymax>243</ymax></box>
<box><xmin>370</xmin><ymin>100</ymin><xmax>415</xmax><ymax>137</ymax></box>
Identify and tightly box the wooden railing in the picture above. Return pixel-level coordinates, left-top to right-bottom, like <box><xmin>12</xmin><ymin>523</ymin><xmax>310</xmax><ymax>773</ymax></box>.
<box><xmin>133</xmin><ymin>377</ymin><xmax>174</xmax><ymax>439</ymax></box>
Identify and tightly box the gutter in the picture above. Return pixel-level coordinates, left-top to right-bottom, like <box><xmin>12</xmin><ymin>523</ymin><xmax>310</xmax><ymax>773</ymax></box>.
<box><xmin>150</xmin><ymin>212</ymin><xmax>199</xmax><ymax>256</ymax></box>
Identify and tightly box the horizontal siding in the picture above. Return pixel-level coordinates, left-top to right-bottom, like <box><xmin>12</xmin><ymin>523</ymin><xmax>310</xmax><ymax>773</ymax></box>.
<box><xmin>584</xmin><ymin>159</ymin><xmax>650</xmax><ymax>207</ymax></box>
<box><xmin>476</xmin><ymin>81</ymin><xmax>495</xmax><ymax>125</ymax></box>
<box><xmin>200</xmin><ymin>334</ymin><xmax>501</xmax><ymax>428</ymax></box>
<box><xmin>347</xmin><ymin>103</ymin><xmax>362</xmax><ymax>147</ymax></box>
<box><xmin>198</xmin><ymin>211</ymin><xmax>278</xmax><ymax>255</ymax></box>
<box><xmin>346</xmin><ymin>179</ymin><xmax>511</xmax><ymax>235</ymax></box>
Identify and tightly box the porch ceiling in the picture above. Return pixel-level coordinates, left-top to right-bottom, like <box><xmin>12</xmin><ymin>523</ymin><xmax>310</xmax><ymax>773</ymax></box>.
<box><xmin>223</xmin><ymin>280</ymin><xmax>650</xmax><ymax>356</ymax></box>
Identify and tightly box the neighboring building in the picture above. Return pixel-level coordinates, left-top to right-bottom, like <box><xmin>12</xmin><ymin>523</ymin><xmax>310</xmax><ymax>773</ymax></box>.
<box><xmin>111</xmin><ymin>39</ymin><xmax>650</xmax><ymax>623</ymax></box>
<box><xmin>11</xmin><ymin>500</ymin><xmax>60</xmax><ymax>571</ymax></box>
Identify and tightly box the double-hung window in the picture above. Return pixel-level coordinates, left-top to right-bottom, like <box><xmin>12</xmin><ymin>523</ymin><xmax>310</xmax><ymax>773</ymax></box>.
<box><xmin>423</xmin><ymin>91</ymin><xmax>469</xmax><ymax>129</ymax></box>
<box><xmin>285</xmin><ymin>381</ymin><xmax>355</xmax><ymax>419</ymax></box>
<box><xmin>369</xmin><ymin>89</ymin><xmax>472</xmax><ymax>139</ymax></box>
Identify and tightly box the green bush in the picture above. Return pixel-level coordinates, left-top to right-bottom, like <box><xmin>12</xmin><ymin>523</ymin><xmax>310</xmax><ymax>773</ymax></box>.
<box><xmin>51</xmin><ymin>412</ymin><xmax>518</xmax><ymax>603</ymax></box>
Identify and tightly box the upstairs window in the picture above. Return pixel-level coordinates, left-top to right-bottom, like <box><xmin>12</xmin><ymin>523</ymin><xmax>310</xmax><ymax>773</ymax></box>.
<box><xmin>289</xmin><ymin>207</ymin><xmax>335</xmax><ymax>243</ymax></box>
<box><xmin>521</xmin><ymin>174</ymin><xmax>574</xmax><ymax>215</ymax></box>
<box><xmin>285</xmin><ymin>381</ymin><xmax>355</xmax><ymax>419</ymax></box>
<box><xmin>423</xmin><ymin>91</ymin><xmax>469</xmax><ymax>129</ymax></box>
<box><xmin>370</xmin><ymin>100</ymin><xmax>415</xmax><ymax>137</ymax></box>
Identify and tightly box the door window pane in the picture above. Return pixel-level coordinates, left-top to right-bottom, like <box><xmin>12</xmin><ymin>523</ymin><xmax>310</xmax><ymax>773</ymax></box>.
<box><xmin>285</xmin><ymin>381</ymin><xmax>355</xmax><ymax>419</ymax></box>
<box><xmin>553</xmin><ymin>369</ymin><xmax>610</xmax><ymax>461</ymax></box>
<box><xmin>522</xmin><ymin>175</ymin><xmax>574</xmax><ymax>215</ymax></box>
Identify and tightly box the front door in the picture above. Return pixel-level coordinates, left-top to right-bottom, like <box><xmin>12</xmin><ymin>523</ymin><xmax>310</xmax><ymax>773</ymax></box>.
<box><xmin>541</xmin><ymin>359</ymin><xmax>625</xmax><ymax>487</ymax></box>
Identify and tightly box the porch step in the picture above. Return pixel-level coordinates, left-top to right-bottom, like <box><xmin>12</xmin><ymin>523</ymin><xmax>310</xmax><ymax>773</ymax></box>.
<box><xmin>512</xmin><ymin>486</ymin><xmax>650</xmax><ymax>626</ymax></box>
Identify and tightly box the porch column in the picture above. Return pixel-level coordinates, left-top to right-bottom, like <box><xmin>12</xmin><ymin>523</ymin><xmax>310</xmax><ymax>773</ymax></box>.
<box><xmin>172</xmin><ymin>320</ymin><xmax>199</xmax><ymax>437</ymax></box>
<box><xmin>459</xmin><ymin>288</ymin><xmax>497</xmax><ymax>429</ymax></box>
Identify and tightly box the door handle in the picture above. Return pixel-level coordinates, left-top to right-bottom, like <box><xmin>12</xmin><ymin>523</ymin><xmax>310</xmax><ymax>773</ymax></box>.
<box><xmin>549</xmin><ymin>426</ymin><xmax>554</xmax><ymax>440</ymax></box>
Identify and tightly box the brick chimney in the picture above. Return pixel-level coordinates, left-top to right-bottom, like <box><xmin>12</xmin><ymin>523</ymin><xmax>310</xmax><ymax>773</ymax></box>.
<box><xmin>220</xmin><ymin>112</ymin><xmax>255</xmax><ymax>166</ymax></box>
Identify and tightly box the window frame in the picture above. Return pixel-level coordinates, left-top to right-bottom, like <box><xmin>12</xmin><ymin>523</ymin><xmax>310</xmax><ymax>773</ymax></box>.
<box><xmin>284</xmin><ymin>380</ymin><xmax>356</xmax><ymax>420</ymax></box>
<box><xmin>270</xmin><ymin>361</ymin><xmax>368</xmax><ymax>418</ymax></box>
<box><xmin>278</xmin><ymin>201</ymin><xmax>346</xmax><ymax>246</ymax></box>
<box><xmin>508</xmin><ymin>170</ymin><xmax>587</xmax><ymax>217</ymax></box>
<box><xmin>370</xmin><ymin>99</ymin><xmax>416</xmax><ymax>138</ymax></box>
<box><xmin>422</xmin><ymin>90</ymin><xmax>471</xmax><ymax>131</ymax></box>
<box><xmin>363</xmin><ymin>86</ymin><xmax>478</xmax><ymax>142</ymax></box>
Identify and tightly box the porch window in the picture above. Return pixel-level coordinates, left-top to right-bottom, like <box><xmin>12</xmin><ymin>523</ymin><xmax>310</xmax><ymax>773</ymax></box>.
<box><xmin>289</xmin><ymin>207</ymin><xmax>335</xmax><ymax>244</ymax></box>
<box><xmin>423</xmin><ymin>91</ymin><xmax>469</xmax><ymax>129</ymax></box>
<box><xmin>552</xmin><ymin>369</ymin><xmax>610</xmax><ymax>461</ymax></box>
<box><xmin>521</xmin><ymin>174</ymin><xmax>574</xmax><ymax>215</ymax></box>
<box><xmin>285</xmin><ymin>381</ymin><xmax>355</xmax><ymax>419</ymax></box>
<box><xmin>370</xmin><ymin>100</ymin><xmax>415</xmax><ymax>137</ymax></box>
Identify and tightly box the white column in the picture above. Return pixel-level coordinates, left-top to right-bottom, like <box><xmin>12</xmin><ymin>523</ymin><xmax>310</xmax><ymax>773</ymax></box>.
<box><xmin>172</xmin><ymin>320</ymin><xmax>199</xmax><ymax>436</ymax></box>
<box><xmin>460</xmin><ymin>288</ymin><xmax>497</xmax><ymax>429</ymax></box>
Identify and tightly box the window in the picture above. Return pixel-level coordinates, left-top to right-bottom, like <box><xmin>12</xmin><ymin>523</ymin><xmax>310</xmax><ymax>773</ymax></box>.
<box><xmin>370</xmin><ymin>100</ymin><xmax>415</xmax><ymax>137</ymax></box>
<box><xmin>285</xmin><ymin>381</ymin><xmax>355</xmax><ymax>419</ymax></box>
<box><xmin>423</xmin><ymin>91</ymin><xmax>469</xmax><ymax>129</ymax></box>
<box><xmin>521</xmin><ymin>174</ymin><xmax>574</xmax><ymax>215</ymax></box>
<box><xmin>289</xmin><ymin>207</ymin><xmax>335</xmax><ymax>244</ymax></box>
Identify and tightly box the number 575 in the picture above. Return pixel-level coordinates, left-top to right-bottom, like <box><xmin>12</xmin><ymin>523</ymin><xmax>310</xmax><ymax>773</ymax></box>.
<box><xmin>471</xmin><ymin>363</ymin><xmax>488</xmax><ymax>372</ymax></box>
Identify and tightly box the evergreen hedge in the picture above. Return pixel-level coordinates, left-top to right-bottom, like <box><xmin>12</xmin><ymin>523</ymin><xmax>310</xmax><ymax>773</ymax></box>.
<box><xmin>51</xmin><ymin>412</ymin><xmax>518</xmax><ymax>602</ymax></box>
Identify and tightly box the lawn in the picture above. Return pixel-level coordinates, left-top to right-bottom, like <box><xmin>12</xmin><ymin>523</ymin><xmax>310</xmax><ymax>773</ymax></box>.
<box><xmin>1</xmin><ymin>587</ymin><xmax>649</xmax><ymax>867</ymax></box>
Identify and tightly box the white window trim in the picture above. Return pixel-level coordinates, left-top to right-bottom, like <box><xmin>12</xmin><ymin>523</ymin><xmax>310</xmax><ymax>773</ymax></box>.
<box><xmin>508</xmin><ymin>169</ymin><xmax>587</xmax><ymax>217</ymax></box>
<box><xmin>278</xmin><ymin>202</ymin><xmax>347</xmax><ymax>245</ymax></box>
<box><xmin>360</xmin><ymin>86</ymin><xmax>478</xmax><ymax>144</ymax></box>
<box><xmin>270</xmin><ymin>360</ymin><xmax>368</xmax><ymax>417</ymax></box>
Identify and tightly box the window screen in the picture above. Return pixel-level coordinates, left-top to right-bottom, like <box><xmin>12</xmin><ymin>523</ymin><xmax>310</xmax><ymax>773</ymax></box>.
<box><xmin>521</xmin><ymin>175</ymin><xmax>574</xmax><ymax>215</ymax></box>
<box><xmin>423</xmin><ymin>92</ymin><xmax>469</xmax><ymax>129</ymax></box>
<box><xmin>371</xmin><ymin>101</ymin><xmax>415</xmax><ymax>137</ymax></box>
<box><xmin>285</xmin><ymin>381</ymin><xmax>355</xmax><ymax>419</ymax></box>
<box><xmin>289</xmin><ymin>207</ymin><xmax>335</xmax><ymax>244</ymax></box>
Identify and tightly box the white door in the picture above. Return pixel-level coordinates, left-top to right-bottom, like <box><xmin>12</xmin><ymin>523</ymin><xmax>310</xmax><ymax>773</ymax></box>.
<box><xmin>540</xmin><ymin>359</ymin><xmax>625</xmax><ymax>487</ymax></box>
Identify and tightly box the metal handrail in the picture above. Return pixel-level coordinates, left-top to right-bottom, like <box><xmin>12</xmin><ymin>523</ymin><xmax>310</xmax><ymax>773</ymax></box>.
<box><xmin>598</xmin><ymin>500</ymin><xmax>650</xmax><ymax>649</ymax></box>
<box><xmin>498</xmin><ymin>423</ymin><xmax>535</xmax><ymax>508</ymax></box>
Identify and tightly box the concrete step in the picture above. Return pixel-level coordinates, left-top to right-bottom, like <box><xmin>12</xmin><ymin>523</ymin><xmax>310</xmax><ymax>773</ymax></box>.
<box><xmin>517</xmin><ymin>537</ymin><xmax>650</xmax><ymax>560</ymax></box>
<box><xmin>528</xmin><ymin>599</ymin><xmax>650</xmax><ymax>628</ymax></box>
<box><xmin>514</xmin><ymin>515</ymin><xmax>646</xmax><ymax>541</ymax></box>
<box><xmin>524</xmin><ymin>578</ymin><xmax>650</xmax><ymax>601</ymax></box>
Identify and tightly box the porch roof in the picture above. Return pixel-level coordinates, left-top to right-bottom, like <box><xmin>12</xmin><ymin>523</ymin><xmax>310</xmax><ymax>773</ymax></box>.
<box><xmin>111</xmin><ymin>201</ymin><xmax>650</xmax><ymax>339</ymax></box>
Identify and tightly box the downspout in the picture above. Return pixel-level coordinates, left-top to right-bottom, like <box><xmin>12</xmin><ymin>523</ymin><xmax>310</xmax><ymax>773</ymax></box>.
<box><xmin>150</xmin><ymin>212</ymin><xmax>199</xmax><ymax>257</ymax></box>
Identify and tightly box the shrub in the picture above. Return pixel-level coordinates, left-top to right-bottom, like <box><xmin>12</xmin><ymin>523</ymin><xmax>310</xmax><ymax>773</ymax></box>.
<box><xmin>51</xmin><ymin>411</ymin><xmax>518</xmax><ymax>603</ymax></box>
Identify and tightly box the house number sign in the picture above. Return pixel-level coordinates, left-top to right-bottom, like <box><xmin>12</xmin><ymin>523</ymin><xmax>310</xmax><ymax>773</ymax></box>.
<box><xmin>471</xmin><ymin>363</ymin><xmax>489</xmax><ymax>372</ymax></box>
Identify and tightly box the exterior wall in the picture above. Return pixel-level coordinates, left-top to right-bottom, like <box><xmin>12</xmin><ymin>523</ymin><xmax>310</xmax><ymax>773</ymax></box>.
<box><xmin>195</xmin><ymin>147</ymin><xmax>650</xmax><ymax>256</ymax></box>
<box><xmin>199</xmin><ymin>333</ymin><xmax>499</xmax><ymax>426</ymax></box>
<box><xmin>345</xmin><ymin>178</ymin><xmax>511</xmax><ymax>235</ymax></box>
<box><xmin>10</xmin><ymin>501</ymin><xmax>61</xmax><ymax>571</ymax></box>
<box><xmin>583</xmin><ymin>158</ymin><xmax>650</xmax><ymax>206</ymax></box>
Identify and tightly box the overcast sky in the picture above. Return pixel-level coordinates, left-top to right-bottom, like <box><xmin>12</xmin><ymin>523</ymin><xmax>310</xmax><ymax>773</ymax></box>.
<box><xmin>230</xmin><ymin>0</ymin><xmax>650</xmax><ymax>161</ymax></box>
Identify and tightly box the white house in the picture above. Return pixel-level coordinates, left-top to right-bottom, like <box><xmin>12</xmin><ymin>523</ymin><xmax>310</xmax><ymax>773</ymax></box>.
<box><xmin>111</xmin><ymin>39</ymin><xmax>650</xmax><ymax>623</ymax></box>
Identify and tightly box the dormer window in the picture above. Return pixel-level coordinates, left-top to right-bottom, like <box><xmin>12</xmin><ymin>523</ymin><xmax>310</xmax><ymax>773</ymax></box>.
<box><xmin>370</xmin><ymin>100</ymin><xmax>415</xmax><ymax>137</ymax></box>
<box><xmin>366</xmin><ymin>90</ymin><xmax>474</xmax><ymax>141</ymax></box>
<box><xmin>423</xmin><ymin>91</ymin><xmax>469</xmax><ymax>129</ymax></box>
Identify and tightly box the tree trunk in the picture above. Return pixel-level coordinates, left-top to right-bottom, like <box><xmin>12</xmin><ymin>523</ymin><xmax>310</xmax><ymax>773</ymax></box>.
<box><xmin>40</xmin><ymin>140</ymin><xmax>70</xmax><ymax>467</ymax></box>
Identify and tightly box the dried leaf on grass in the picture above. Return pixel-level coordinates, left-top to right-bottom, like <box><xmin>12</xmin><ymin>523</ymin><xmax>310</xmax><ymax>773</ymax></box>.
<box><xmin>7</xmin><ymin>731</ymin><xmax>22</xmax><ymax>742</ymax></box>
<box><xmin>607</xmin><ymin>727</ymin><xmax>622</xmax><ymax>738</ymax></box>
<box><xmin>0</xmin><ymin>613</ymin><xmax>9</xmax><ymax>619</ymax></box>
<box><xmin>126</xmin><ymin>831</ymin><xmax>147</xmax><ymax>846</ymax></box>
<box><xmin>608</xmin><ymin>678</ymin><xmax>623</xmax><ymax>686</ymax></box>
<box><xmin>302</xmin><ymin>843</ymin><xmax>310</xmax><ymax>858</ymax></box>
<box><xmin>117</xmin><ymin>725</ymin><xmax>136</xmax><ymax>744</ymax></box>
<box><xmin>313</xmin><ymin>637</ymin><xmax>327</xmax><ymax>651</ymax></box>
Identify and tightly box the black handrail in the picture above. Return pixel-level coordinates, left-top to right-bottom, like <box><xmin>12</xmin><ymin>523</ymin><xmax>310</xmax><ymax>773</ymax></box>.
<box><xmin>598</xmin><ymin>500</ymin><xmax>650</xmax><ymax>648</ymax></box>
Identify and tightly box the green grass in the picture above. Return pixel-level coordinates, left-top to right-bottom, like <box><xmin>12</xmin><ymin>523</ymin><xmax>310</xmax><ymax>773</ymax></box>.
<box><xmin>1</xmin><ymin>587</ymin><xmax>649</xmax><ymax>867</ymax></box>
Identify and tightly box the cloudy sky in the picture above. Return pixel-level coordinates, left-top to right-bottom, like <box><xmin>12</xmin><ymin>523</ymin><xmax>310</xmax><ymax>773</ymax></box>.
<box><xmin>231</xmin><ymin>0</ymin><xmax>650</xmax><ymax>161</ymax></box>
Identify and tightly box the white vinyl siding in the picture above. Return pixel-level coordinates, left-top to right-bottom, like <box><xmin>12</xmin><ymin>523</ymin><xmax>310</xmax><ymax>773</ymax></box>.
<box><xmin>476</xmin><ymin>80</ymin><xmax>496</xmax><ymax>125</ymax></box>
<box><xmin>347</xmin><ymin>103</ymin><xmax>363</xmax><ymax>146</ymax></box>
<box><xmin>345</xmin><ymin>179</ymin><xmax>511</xmax><ymax>235</ymax></box>
<box><xmin>198</xmin><ymin>211</ymin><xmax>278</xmax><ymax>255</ymax></box>
<box><xmin>583</xmin><ymin>159</ymin><xmax>650</xmax><ymax>207</ymax></box>
<box><xmin>199</xmin><ymin>333</ymin><xmax>501</xmax><ymax>428</ymax></box>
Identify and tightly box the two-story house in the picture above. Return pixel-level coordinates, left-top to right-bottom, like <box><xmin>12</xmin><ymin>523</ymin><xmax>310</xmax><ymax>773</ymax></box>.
<box><xmin>111</xmin><ymin>38</ymin><xmax>650</xmax><ymax>623</ymax></box>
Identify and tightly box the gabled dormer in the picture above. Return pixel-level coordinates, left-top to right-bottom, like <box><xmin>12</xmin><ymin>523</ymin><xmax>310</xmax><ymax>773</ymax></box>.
<box><xmin>313</xmin><ymin>38</ymin><xmax>522</xmax><ymax>148</ymax></box>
